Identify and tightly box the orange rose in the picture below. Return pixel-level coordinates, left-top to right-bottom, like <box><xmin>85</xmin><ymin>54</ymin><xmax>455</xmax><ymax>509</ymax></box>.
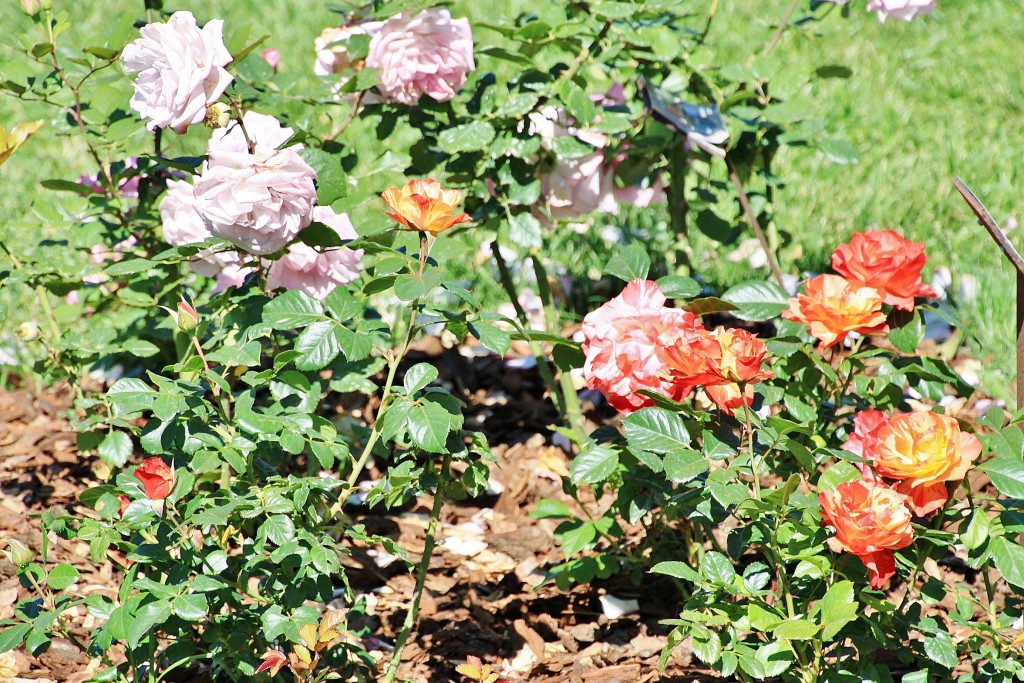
<box><xmin>831</xmin><ymin>230</ymin><xmax>937</xmax><ymax>311</ymax></box>
<box><xmin>704</xmin><ymin>382</ymin><xmax>753</xmax><ymax>416</ymax></box>
<box><xmin>134</xmin><ymin>457</ymin><xmax>175</xmax><ymax>500</ymax></box>
<box><xmin>700</xmin><ymin>327</ymin><xmax>774</xmax><ymax>385</ymax></box>
<box><xmin>380</xmin><ymin>178</ymin><xmax>472</xmax><ymax>235</ymax></box>
<box><xmin>819</xmin><ymin>479</ymin><xmax>914</xmax><ymax>589</ymax></box>
<box><xmin>872</xmin><ymin>410</ymin><xmax>981</xmax><ymax>515</ymax></box>
<box><xmin>782</xmin><ymin>274</ymin><xmax>888</xmax><ymax>350</ymax></box>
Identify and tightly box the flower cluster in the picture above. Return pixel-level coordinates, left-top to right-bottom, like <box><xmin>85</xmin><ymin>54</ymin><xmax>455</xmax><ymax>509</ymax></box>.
<box><xmin>314</xmin><ymin>7</ymin><xmax>474</xmax><ymax>105</ymax></box>
<box><xmin>819</xmin><ymin>408</ymin><xmax>982</xmax><ymax>588</ymax></box>
<box><xmin>825</xmin><ymin>0</ymin><xmax>936</xmax><ymax>22</ymax></box>
<box><xmin>531</xmin><ymin>87</ymin><xmax>664</xmax><ymax>220</ymax></box>
<box><xmin>783</xmin><ymin>230</ymin><xmax>936</xmax><ymax>349</ymax></box>
<box><xmin>581</xmin><ymin>279</ymin><xmax>773</xmax><ymax>415</ymax></box>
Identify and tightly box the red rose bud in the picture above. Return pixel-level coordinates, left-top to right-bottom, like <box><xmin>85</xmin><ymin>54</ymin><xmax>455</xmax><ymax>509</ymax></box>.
<box><xmin>176</xmin><ymin>299</ymin><xmax>200</xmax><ymax>332</ymax></box>
<box><xmin>118</xmin><ymin>494</ymin><xmax>130</xmax><ymax>518</ymax></box>
<box><xmin>134</xmin><ymin>457</ymin><xmax>175</xmax><ymax>500</ymax></box>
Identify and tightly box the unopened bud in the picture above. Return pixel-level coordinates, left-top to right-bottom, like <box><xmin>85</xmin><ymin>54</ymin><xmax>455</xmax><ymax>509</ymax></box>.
<box><xmin>15</xmin><ymin>321</ymin><xmax>39</xmax><ymax>341</ymax></box>
<box><xmin>176</xmin><ymin>299</ymin><xmax>199</xmax><ymax>332</ymax></box>
<box><xmin>205</xmin><ymin>102</ymin><xmax>231</xmax><ymax>130</ymax></box>
<box><xmin>3</xmin><ymin>539</ymin><xmax>33</xmax><ymax>568</ymax></box>
<box><xmin>20</xmin><ymin>0</ymin><xmax>50</xmax><ymax>16</ymax></box>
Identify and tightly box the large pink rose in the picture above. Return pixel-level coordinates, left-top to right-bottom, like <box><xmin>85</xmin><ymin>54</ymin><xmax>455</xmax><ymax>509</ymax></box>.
<box><xmin>121</xmin><ymin>11</ymin><xmax>233</xmax><ymax>133</ymax></box>
<box><xmin>159</xmin><ymin>179</ymin><xmax>254</xmax><ymax>291</ymax></box>
<box><xmin>265</xmin><ymin>207</ymin><xmax>364</xmax><ymax>300</ymax></box>
<box><xmin>866</xmin><ymin>0</ymin><xmax>935</xmax><ymax>22</ymax></box>
<box><xmin>193</xmin><ymin>112</ymin><xmax>317</xmax><ymax>256</ymax></box>
<box><xmin>582</xmin><ymin>279</ymin><xmax>705</xmax><ymax>413</ymax></box>
<box><xmin>314</xmin><ymin>22</ymin><xmax>383</xmax><ymax>77</ymax></box>
<box><xmin>366</xmin><ymin>8</ymin><xmax>474</xmax><ymax>105</ymax></box>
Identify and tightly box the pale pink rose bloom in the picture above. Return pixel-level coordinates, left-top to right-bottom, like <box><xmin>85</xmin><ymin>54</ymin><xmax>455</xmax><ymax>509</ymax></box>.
<box><xmin>78</xmin><ymin>158</ymin><xmax>141</xmax><ymax>197</ymax></box>
<box><xmin>314</xmin><ymin>22</ymin><xmax>383</xmax><ymax>77</ymax></box>
<box><xmin>866</xmin><ymin>0</ymin><xmax>935</xmax><ymax>22</ymax></box>
<box><xmin>582</xmin><ymin>279</ymin><xmax>705</xmax><ymax>413</ymax></box>
<box><xmin>64</xmin><ymin>291</ymin><xmax>79</xmax><ymax>306</ymax></box>
<box><xmin>121</xmin><ymin>11</ymin><xmax>233</xmax><ymax>133</ymax></box>
<box><xmin>193</xmin><ymin>113</ymin><xmax>317</xmax><ymax>256</ymax></box>
<box><xmin>366</xmin><ymin>8</ymin><xmax>474</xmax><ymax>105</ymax></box>
<box><xmin>262</xmin><ymin>48</ymin><xmax>280</xmax><ymax>72</ymax></box>
<box><xmin>265</xmin><ymin>207</ymin><xmax>363</xmax><ymax>300</ymax></box>
<box><xmin>544</xmin><ymin>152</ymin><xmax>618</xmax><ymax>220</ymax></box>
<box><xmin>160</xmin><ymin>178</ymin><xmax>254</xmax><ymax>289</ymax></box>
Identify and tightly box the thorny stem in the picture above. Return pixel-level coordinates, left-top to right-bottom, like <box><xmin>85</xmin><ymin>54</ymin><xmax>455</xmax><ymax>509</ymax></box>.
<box><xmin>962</xmin><ymin>486</ymin><xmax>999</xmax><ymax>624</ymax></box>
<box><xmin>382</xmin><ymin>452</ymin><xmax>452</xmax><ymax>683</ymax></box>
<box><xmin>700</xmin><ymin>0</ymin><xmax>721</xmax><ymax>42</ymax></box>
<box><xmin>725</xmin><ymin>154</ymin><xmax>786</xmax><ymax>288</ymax></box>
<box><xmin>558</xmin><ymin>21</ymin><xmax>611</xmax><ymax>84</ymax></box>
<box><xmin>762</xmin><ymin>0</ymin><xmax>802</xmax><ymax>56</ymax></box>
<box><xmin>227</xmin><ymin>99</ymin><xmax>256</xmax><ymax>154</ymax></box>
<box><xmin>741</xmin><ymin>395</ymin><xmax>760</xmax><ymax>499</ymax></box>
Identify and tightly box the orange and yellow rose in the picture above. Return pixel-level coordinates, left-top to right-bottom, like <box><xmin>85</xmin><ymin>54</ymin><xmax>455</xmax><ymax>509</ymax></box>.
<box><xmin>381</xmin><ymin>178</ymin><xmax>471</xmax><ymax>235</ymax></box>
<box><xmin>831</xmin><ymin>230</ymin><xmax>936</xmax><ymax>311</ymax></box>
<box><xmin>819</xmin><ymin>479</ymin><xmax>914</xmax><ymax>589</ymax></box>
<box><xmin>872</xmin><ymin>410</ymin><xmax>982</xmax><ymax>515</ymax></box>
<box><xmin>782</xmin><ymin>274</ymin><xmax>888</xmax><ymax>350</ymax></box>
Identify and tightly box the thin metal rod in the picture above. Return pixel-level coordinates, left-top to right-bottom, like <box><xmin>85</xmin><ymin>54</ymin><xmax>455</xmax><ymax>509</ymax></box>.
<box><xmin>953</xmin><ymin>177</ymin><xmax>1024</xmax><ymax>410</ymax></box>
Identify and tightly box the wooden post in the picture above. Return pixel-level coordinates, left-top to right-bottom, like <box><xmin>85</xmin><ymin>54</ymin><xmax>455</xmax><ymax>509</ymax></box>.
<box><xmin>953</xmin><ymin>178</ymin><xmax>1024</xmax><ymax>409</ymax></box>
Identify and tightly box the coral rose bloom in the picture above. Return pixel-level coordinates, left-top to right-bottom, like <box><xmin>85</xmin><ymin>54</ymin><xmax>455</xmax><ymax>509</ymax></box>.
<box><xmin>134</xmin><ymin>457</ymin><xmax>175</xmax><ymax>500</ymax></box>
<box><xmin>704</xmin><ymin>383</ymin><xmax>754</xmax><ymax>417</ymax></box>
<box><xmin>843</xmin><ymin>409</ymin><xmax>889</xmax><ymax>482</ymax></box>
<box><xmin>831</xmin><ymin>230</ymin><xmax>937</xmax><ymax>311</ymax></box>
<box><xmin>582</xmin><ymin>279</ymin><xmax>705</xmax><ymax>413</ymax></box>
<box><xmin>698</xmin><ymin>328</ymin><xmax>774</xmax><ymax>386</ymax></box>
<box><xmin>782</xmin><ymin>274</ymin><xmax>888</xmax><ymax>350</ymax></box>
<box><xmin>819</xmin><ymin>479</ymin><xmax>914</xmax><ymax>589</ymax></box>
<box><xmin>872</xmin><ymin>411</ymin><xmax>982</xmax><ymax>515</ymax></box>
<box><xmin>381</xmin><ymin>179</ymin><xmax>471</xmax><ymax>235</ymax></box>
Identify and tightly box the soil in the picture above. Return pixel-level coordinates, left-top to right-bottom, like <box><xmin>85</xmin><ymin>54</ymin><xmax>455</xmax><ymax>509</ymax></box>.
<box><xmin>0</xmin><ymin>337</ymin><xmax>1005</xmax><ymax>682</ymax></box>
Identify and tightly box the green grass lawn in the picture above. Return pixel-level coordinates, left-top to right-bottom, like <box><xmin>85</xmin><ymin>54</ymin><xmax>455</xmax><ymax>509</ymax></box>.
<box><xmin>0</xmin><ymin>0</ymin><xmax>1020</xmax><ymax>399</ymax></box>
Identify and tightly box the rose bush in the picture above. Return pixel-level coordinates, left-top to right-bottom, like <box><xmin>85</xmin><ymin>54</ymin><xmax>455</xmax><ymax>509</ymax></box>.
<box><xmin>3</xmin><ymin>1</ymin><xmax>1023</xmax><ymax>683</ymax></box>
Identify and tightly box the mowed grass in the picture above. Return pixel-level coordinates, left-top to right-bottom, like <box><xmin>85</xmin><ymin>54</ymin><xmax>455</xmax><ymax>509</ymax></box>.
<box><xmin>0</xmin><ymin>1</ymin><xmax>1021</xmax><ymax>399</ymax></box>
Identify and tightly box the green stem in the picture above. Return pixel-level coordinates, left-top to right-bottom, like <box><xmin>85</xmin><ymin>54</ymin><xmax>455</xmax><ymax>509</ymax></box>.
<box><xmin>668</xmin><ymin>142</ymin><xmax>691</xmax><ymax>274</ymax></box>
<box><xmin>762</xmin><ymin>0</ymin><xmax>802</xmax><ymax>56</ymax></box>
<box><xmin>382</xmin><ymin>452</ymin><xmax>451</xmax><ymax>683</ymax></box>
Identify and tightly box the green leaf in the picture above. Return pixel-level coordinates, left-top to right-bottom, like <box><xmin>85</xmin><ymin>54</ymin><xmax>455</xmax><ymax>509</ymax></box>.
<box><xmin>818</xmin><ymin>462</ymin><xmax>861</xmax><ymax>491</ymax></box>
<box><xmin>570</xmin><ymin>444</ymin><xmax>619</xmax><ymax>485</ymax></box>
<box><xmin>888</xmin><ymin>312</ymin><xmax>924</xmax><ymax>354</ymax></box>
<box><xmin>559</xmin><ymin>521</ymin><xmax>597</xmax><ymax>558</ymax></box>
<box><xmin>394</xmin><ymin>269</ymin><xmax>444</xmax><ymax>301</ymax></box>
<box><xmin>468</xmin><ymin>320</ymin><xmax>511</xmax><ymax>355</ymax></box>
<box><xmin>98</xmin><ymin>431</ymin><xmax>132</xmax><ymax>467</ymax></box>
<box><xmin>173</xmin><ymin>593</ymin><xmax>209</xmax><ymax>622</ymax></box>
<box><xmin>722</xmin><ymin>280</ymin><xmax>790</xmax><ymax>322</ymax></box>
<box><xmin>991</xmin><ymin>536</ymin><xmax>1024</xmax><ymax>590</ymax></box>
<box><xmin>650</xmin><ymin>560</ymin><xmax>701</xmax><ymax>582</ymax></box>
<box><xmin>656</xmin><ymin>275</ymin><xmax>701</xmax><ymax>299</ymax></box>
<box><xmin>47</xmin><ymin>563</ymin><xmax>80</xmax><ymax>591</ymax></box>
<box><xmin>700</xmin><ymin>551</ymin><xmax>736</xmax><ymax>586</ymax></box>
<box><xmin>960</xmin><ymin>509</ymin><xmax>989</xmax><ymax>550</ymax></box>
<box><xmin>128</xmin><ymin>601</ymin><xmax>173</xmax><ymax>648</ymax></box>
<box><xmin>407</xmin><ymin>399</ymin><xmax>455</xmax><ymax>453</ymax></box>
<box><xmin>922</xmin><ymin>631</ymin><xmax>957</xmax><ymax>669</ymax></box>
<box><xmin>323</xmin><ymin>286</ymin><xmax>362</xmax><ymax>321</ymax></box>
<box><xmin>298</xmin><ymin>148</ymin><xmax>347</xmax><ymax>205</ymax></box>
<box><xmin>531</xmin><ymin>498</ymin><xmax>571</xmax><ymax>519</ymax></box>
<box><xmin>0</xmin><ymin>624</ymin><xmax>31</xmax><ymax>654</ymax></box>
<box><xmin>403</xmin><ymin>363</ymin><xmax>438</xmax><ymax>395</ymax></box>
<box><xmin>820</xmin><ymin>138</ymin><xmax>860</xmax><ymax>164</ymax></box>
<box><xmin>978</xmin><ymin>455</ymin><xmax>1024</xmax><ymax>499</ymax></box>
<box><xmin>105</xmin><ymin>258</ymin><xmax>154</xmax><ymax>276</ymax></box>
<box><xmin>682</xmin><ymin>296</ymin><xmax>739</xmax><ymax>316</ymax></box>
<box><xmin>773</xmin><ymin>618</ymin><xmax>820</xmax><ymax>640</ymax></box>
<box><xmin>437</xmin><ymin>121</ymin><xmax>496</xmax><ymax>154</ymax></box>
<box><xmin>507</xmin><ymin>212</ymin><xmax>542</xmax><ymax>249</ymax></box>
<box><xmin>664</xmin><ymin>449</ymin><xmax>708</xmax><ymax>483</ymax></box>
<box><xmin>819</xmin><ymin>580</ymin><xmax>858</xmax><ymax>640</ymax></box>
<box><xmin>623</xmin><ymin>407</ymin><xmax>691</xmax><ymax>454</ymax></box>
<box><xmin>261</xmin><ymin>515</ymin><xmax>296</xmax><ymax>546</ymax></box>
<box><xmin>691</xmin><ymin>626</ymin><xmax>722</xmax><ymax>665</ymax></box>
<box><xmin>107</xmin><ymin>377</ymin><xmax>156</xmax><ymax>416</ymax></box>
<box><xmin>604</xmin><ymin>244</ymin><xmax>650</xmax><ymax>282</ymax></box>
<box><xmin>295</xmin><ymin>321</ymin><xmax>342</xmax><ymax>370</ymax></box>
<box><xmin>263</xmin><ymin>290</ymin><xmax>324</xmax><ymax>329</ymax></box>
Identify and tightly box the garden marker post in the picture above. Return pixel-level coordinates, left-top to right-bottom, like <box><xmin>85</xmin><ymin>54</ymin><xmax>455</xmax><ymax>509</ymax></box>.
<box><xmin>953</xmin><ymin>178</ymin><xmax>1024</xmax><ymax>410</ymax></box>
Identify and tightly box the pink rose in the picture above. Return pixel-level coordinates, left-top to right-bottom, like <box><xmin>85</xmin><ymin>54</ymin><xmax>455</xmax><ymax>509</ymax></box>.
<box><xmin>866</xmin><ymin>0</ymin><xmax>935</xmax><ymax>22</ymax></box>
<box><xmin>266</xmin><ymin>207</ymin><xmax>364</xmax><ymax>300</ymax></box>
<box><xmin>262</xmin><ymin>48</ymin><xmax>280</xmax><ymax>72</ymax></box>
<box><xmin>78</xmin><ymin>158</ymin><xmax>141</xmax><ymax>198</ymax></box>
<box><xmin>193</xmin><ymin>112</ymin><xmax>317</xmax><ymax>256</ymax></box>
<box><xmin>314</xmin><ymin>22</ymin><xmax>382</xmax><ymax>77</ymax></box>
<box><xmin>366</xmin><ymin>8</ymin><xmax>474</xmax><ymax>105</ymax></box>
<box><xmin>160</xmin><ymin>178</ymin><xmax>254</xmax><ymax>290</ymax></box>
<box><xmin>121</xmin><ymin>11</ymin><xmax>233</xmax><ymax>133</ymax></box>
<box><xmin>582</xmin><ymin>279</ymin><xmax>705</xmax><ymax>413</ymax></box>
<box><xmin>544</xmin><ymin>152</ymin><xmax>618</xmax><ymax>220</ymax></box>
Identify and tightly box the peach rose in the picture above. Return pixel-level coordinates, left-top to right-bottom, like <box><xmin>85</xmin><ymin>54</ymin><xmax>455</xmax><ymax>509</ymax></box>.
<box><xmin>831</xmin><ymin>230</ymin><xmax>937</xmax><ymax>311</ymax></box>
<box><xmin>819</xmin><ymin>479</ymin><xmax>914</xmax><ymax>589</ymax></box>
<box><xmin>582</xmin><ymin>279</ymin><xmax>705</xmax><ymax>413</ymax></box>
<box><xmin>782</xmin><ymin>274</ymin><xmax>888</xmax><ymax>350</ymax></box>
<box><xmin>872</xmin><ymin>411</ymin><xmax>982</xmax><ymax>515</ymax></box>
<box><xmin>704</xmin><ymin>383</ymin><xmax>754</xmax><ymax>416</ymax></box>
<box><xmin>381</xmin><ymin>178</ymin><xmax>471</xmax><ymax>235</ymax></box>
